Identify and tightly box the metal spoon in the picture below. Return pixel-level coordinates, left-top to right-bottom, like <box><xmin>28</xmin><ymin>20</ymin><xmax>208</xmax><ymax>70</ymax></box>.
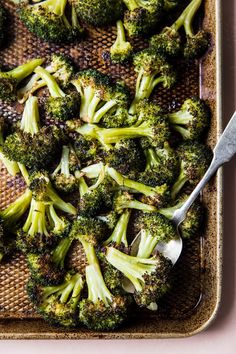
<box><xmin>131</xmin><ymin>111</ymin><xmax>236</xmax><ymax>265</ymax></box>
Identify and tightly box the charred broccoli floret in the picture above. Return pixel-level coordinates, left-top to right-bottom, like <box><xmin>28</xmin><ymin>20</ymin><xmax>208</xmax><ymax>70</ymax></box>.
<box><xmin>74</xmin><ymin>0</ymin><xmax>124</xmax><ymax>27</ymax></box>
<box><xmin>0</xmin><ymin>189</ymin><xmax>32</xmax><ymax>231</ymax></box>
<box><xmin>0</xmin><ymin>219</ymin><xmax>16</xmax><ymax>262</ymax></box>
<box><xmin>0</xmin><ymin>58</ymin><xmax>44</xmax><ymax>101</ymax></box>
<box><xmin>159</xmin><ymin>193</ymin><xmax>204</xmax><ymax>238</ymax></box>
<box><xmin>140</xmin><ymin>142</ymin><xmax>179</xmax><ymax>187</ymax></box>
<box><xmin>114</xmin><ymin>192</ymin><xmax>157</xmax><ymax>214</ymax></box>
<box><xmin>72</xmin><ymin>69</ymin><xmax>130</xmax><ymax>124</ymax></box>
<box><xmin>99</xmin><ymin>107</ymin><xmax>130</xmax><ymax>128</ymax></box>
<box><xmin>70</xmin><ymin>215</ymin><xmax>108</xmax><ymax>243</ymax></box>
<box><xmin>133</xmin><ymin>212</ymin><xmax>177</xmax><ymax>258</ymax></box>
<box><xmin>123</xmin><ymin>0</ymin><xmax>164</xmax><ymax>37</ymax></box>
<box><xmin>27</xmin><ymin>236</ymin><xmax>73</xmax><ymax>285</ymax></box>
<box><xmin>105</xmin><ymin>246</ymin><xmax>171</xmax><ymax>308</ymax></box>
<box><xmin>51</xmin><ymin>145</ymin><xmax>80</xmax><ymax>193</ymax></box>
<box><xmin>168</xmin><ymin>97</ymin><xmax>211</xmax><ymax>141</ymax></box>
<box><xmin>97</xmin><ymin>211</ymin><xmax>119</xmax><ymax>230</ymax></box>
<box><xmin>18</xmin><ymin>0</ymin><xmax>84</xmax><ymax>43</ymax></box>
<box><xmin>29</xmin><ymin>170</ymin><xmax>77</xmax><ymax>215</ymax></box>
<box><xmin>17</xmin><ymin>201</ymin><xmax>71</xmax><ymax>253</ymax></box>
<box><xmin>150</xmin><ymin>0</ymin><xmax>209</xmax><ymax>59</ymax></box>
<box><xmin>110</xmin><ymin>20</ymin><xmax>132</xmax><ymax>64</ymax></box>
<box><xmin>3</xmin><ymin>96</ymin><xmax>61</xmax><ymax>169</ymax></box>
<box><xmin>108</xmin><ymin>167</ymin><xmax>170</xmax><ymax>208</ymax></box>
<box><xmin>129</xmin><ymin>49</ymin><xmax>176</xmax><ymax>114</ymax></box>
<box><xmin>0</xmin><ymin>5</ymin><xmax>6</xmax><ymax>47</ymax></box>
<box><xmin>27</xmin><ymin>271</ymin><xmax>84</xmax><ymax>327</ymax></box>
<box><xmin>171</xmin><ymin>142</ymin><xmax>212</xmax><ymax>199</ymax></box>
<box><xmin>73</xmin><ymin>134</ymin><xmax>100</xmax><ymax>166</ymax></box>
<box><xmin>34</xmin><ymin>66</ymin><xmax>80</xmax><ymax>121</ymax></box>
<box><xmin>18</xmin><ymin>53</ymin><xmax>75</xmax><ymax>103</ymax></box>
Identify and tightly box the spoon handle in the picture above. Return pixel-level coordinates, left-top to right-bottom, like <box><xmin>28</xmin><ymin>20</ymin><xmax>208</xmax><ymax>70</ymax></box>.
<box><xmin>172</xmin><ymin>111</ymin><xmax>236</xmax><ymax>225</ymax></box>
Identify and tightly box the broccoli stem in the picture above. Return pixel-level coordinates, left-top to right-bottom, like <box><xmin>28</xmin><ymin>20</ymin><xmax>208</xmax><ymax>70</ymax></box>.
<box><xmin>18</xmin><ymin>163</ymin><xmax>30</xmax><ymax>185</ymax></box>
<box><xmin>46</xmin><ymin>185</ymin><xmax>77</xmax><ymax>215</ymax></box>
<box><xmin>172</xmin><ymin>0</ymin><xmax>202</xmax><ymax>35</ymax></box>
<box><xmin>52</xmin><ymin>237</ymin><xmax>73</xmax><ymax>268</ymax></box>
<box><xmin>78</xmin><ymin>176</ymin><xmax>89</xmax><ymax>197</ymax></box>
<box><xmin>123</xmin><ymin>0</ymin><xmax>139</xmax><ymax>11</ymax></box>
<box><xmin>48</xmin><ymin>204</ymin><xmax>67</xmax><ymax>233</ymax></box>
<box><xmin>145</xmin><ymin>148</ymin><xmax>160</xmax><ymax>169</ymax></box>
<box><xmin>86</xmin><ymin>264</ymin><xmax>112</xmax><ymax>306</ymax></box>
<box><xmin>0</xmin><ymin>150</ymin><xmax>20</xmax><ymax>176</ymax></box>
<box><xmin>103</xmin><ymin>210</ymin><xmax>131</xmax><ymax>247</ymax></box>
<box><xmin>168</xmin><ymin>109</ymin><xmax>193</xmax><ymax>124</ymax></box>
<box><xmin>34</xmin><ymin>66</ymin><xmax>65</xmax><ymax>98</ymax></box>
<box><xmin>108</xmin><ymin>167</ymin><xmax>159</xmax><ymax>197</ymax></box>
<box><xmin>52</xmin><ymin>146</ymin><xmax>70</xmax><ymax>178</ymax></box>
<box><xmin>81</xmin><ymin>162</ymin><xmax>104</xmax><ymax>179</ymax></box>
<box><xmin>23</xmin><ymin>199</ymin><xmax>49</xmax><ymax>237</ymax></box>
<box><xmin>106</xmin><ymin>247</ymin><xmax>157</xmax><ymax>292</ymax></box>
<box><xmin>7</xmin><ymin>58</ymin><xmax>44</xmax><ymax>82</ymax></box>
<box><xmin>92</xmin><ymin>100</ymin><xmax>118</xmax><ymax>124</ymax></box>
<box><xmin>79</xmin><ymin>238</ymin><xmax>98</xmax><ymax>265</ymax></box>
<box><xmin>172</xmin><ymin>125</ymin><xmax>191</xmax><ymax>139</ymax></box>
<box><xmin>39</xmin><ymin>0</ymin><xmax>67</xmax><ymax>17</ymax></box>
<box><xmin>136</xmin><ymin>230</ymin><xmax>160</xmax><ymax>259</ymax></box>
<box><xmin>171</xmin><ymin>166</ymin><xmax>188</xmax><ymax>199</ymax></box>
<box><xmin>20</xmin><ymin>96</ymin><xmax>40</xmax><ymax>135</ymax></box>
<box><xmin>159</xmin><ymin>200</ymin><xmax>185</xmax><ymax>219</ymax></box>
<box><xmin>0</xmin><ymin>189</ymin><xmax>32</xmax><ymax>228</ymax></box>
<box><xmin>116</xmin><ymin>196</ymin><xmax>157</xmax><ymax>213</ymax></box>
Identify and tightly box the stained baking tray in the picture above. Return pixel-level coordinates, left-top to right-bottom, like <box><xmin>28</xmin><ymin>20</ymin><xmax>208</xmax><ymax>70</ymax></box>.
<box><xmin>0</xmin><ymin>0</ymin><xmax>222</xmax><ymax>339</ymax></box>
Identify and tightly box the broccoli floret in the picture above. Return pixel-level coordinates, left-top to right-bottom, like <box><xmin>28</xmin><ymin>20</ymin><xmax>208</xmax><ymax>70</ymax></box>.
<box><xmin>51</xmin><ymin>145</ymin><xmax>80</xmax><ymax>193</ymax></box>
<box><xmin>105</xmin><ymin>246</ymin><xmax>171</xmax><ymax>308</ymax></box>
<box><xmin>0</xmin><ymin>58</ymin><xmax>44</xmax><ymax>101</ymax></box>
<box><xmin>110</xmin><ymin>20</ymin><xmax>132</xmax><ymax>64</ymax></box>
<box><xmin>133</xmin><ymin>212</ymin><xmax>177</xmax><ymax>258</ymax></box>
<box><xmin>27</xmin><ymin>236</ymin><xmax>73</xmax><ymax>285</ymax></box>
<box><xmin>17</xmin><ymin>201</ymin><xmax>71</xmax><ymax>253</ymax></box>
<box><xmin>99</xmin><ymin>107</ymin><xmax>130</xmax><ymax>128</ymax></box>
<box><xmin>70</xmin><ymin>216</ymin><xmax>108</xmax><ymax>243</ymax></box>
<box><xmin>103</xmin><ymin>209</ymin><xmax>131</xmax><ymax>250</ymax></box>
<box><xmin>171</xmin><ymin>142</ymin><xmax>212</xmax><ymax>199</ymax></box>
<box><xmin>129</xmin><ymin>49</ymin><xmax>176</xmax><ymax>115</ymax></box>
<box><xmin>74</xmin><ymin>0</ymin><xmax>124</xmax><ymax>27</ymax></box>
<box><xmin>3</xmin><ymin>96</ymin><xmax>61</xmax><ymax>169</ymax></box>
<box><xmin>72</xmin><ymin>69</ymin><xmax>130</xmax><ymax>124</ymax></box>
<box><xmin>0</xmin><ymin>189</ymin><xmax>32</xmax><ymax>231</ymax></box>
<box><xmin>18</xmin><ymin>54</ymin><xmax>75</xmax><ymax>103</ymax></box>
<box><xmin>34</xmin><ymin>66</ymin><xmax>80</xmax><ymax>121</ymax></box>
<box><xmin>114</xmin><ymin>192</ymin><xmax>157</xmax><ymax>214</ymax></box>
<box><xmin>97</xmin><ymin>211</ymin><xmax>119</xmax><ymax>230</ymax></box>
<box><xmin>27</xmin><ymin>271</ymin><xmax>84</xmax><ymax>327</ymax></box>
<box><xmin>0</xmin><ymin>219</ymin><xmax>16</xmax><ymax>262</ymax></box>
<box><xmin>29</xmin><ymin>171</ymin><xmax>77</xmax><ymax>215</ymax></box>
<box><xmin>123</xmin><ymin>0</ymin><xmax>164</xmax><ymax>37</ymax></box>
<box><xmin>104</xmin><ymin>139</ymin><xmax>145</xmax><ymax>176</ymax></box>
<box><xmin>18</xmin><ymin>0</ymin><xmax>84</xmax><ymax>43</ymax></box>
<box><xmin>108</xmin><ymin>167</ymin><xmax>170</xmax><ymax>208</ymax></box>
<box><xmin>140</xmin><ymin>142</ymin><xmax>179</xmax><ymax>187</ymax></box>
<box><xmin>159</xmin><ymin>193</ymin><xmax>204</xmax><ymax>238</ymax></box>
<box><xmin>73</xmin><ymin>134</ymin><xmax>100</xmax><ymax>166</ymax></box>
<box><xmin>150</xmin><ymin>0</ymin><xmax>209</xmax><ymax>59</ymax></box>
<box><xmin>0</xmin><ymin>5</ymin><xmax>6</xmax><ymax>48</ymax></box>
<box><xmin>168</xmin><ymin>97</ymin><xmax>211</xmax><ymax>141</ymax></box>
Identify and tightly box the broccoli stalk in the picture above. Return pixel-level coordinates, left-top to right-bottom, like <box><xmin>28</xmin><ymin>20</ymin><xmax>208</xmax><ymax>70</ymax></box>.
<box><xmin>0</xmin><ymin>189</ymin><xmax>32</xmax><ymax>230</ymax></box>
<box><xmin>0</xmin><ymin>58</ymin><xmax>44</xmax><ymax>101</ymax></box>
<box><xmin>110</xmin><ymin>20</ymin><xmax>132</xmax><ymax>64</ymax></box>
<box><xmin>114</xmin><ymin>192</ymin><xmax>158</xmax><ymax>214</ymax></box>
<box><xmin>27</xmin><ymin>271</ymin><xmax>84</xmax><ymax>327</ymax></box>
<box><xmin>150</xmin><ymin>0</ymin><xmax>209</xmax><ymax>59</ymax></box>
<box><xmin>103</xmin><ymin>210</ymin><xmax>131</xmax><ymax>248</ymax></box>
<box><xmin>34</xmin><ymin>66</ymin><xmax>80</xmax><ymax>121</ymax></box>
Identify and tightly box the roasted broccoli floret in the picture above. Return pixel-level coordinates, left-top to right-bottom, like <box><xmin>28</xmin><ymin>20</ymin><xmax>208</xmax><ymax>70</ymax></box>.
<box><xmin>27</xmin><ymin>271</ymin><xmax>84</xmax><ymax>327</ymax></box>
<box><xmin>17</xmin><ymin>201</ymin><xmax>71</xmax><ymax>253</ymax></box>
<box><xmin>110</xmin><ymin>20</ymin><xmax>132</xmax><ymax>64</ymax></box>
<box><xmin>171</xmin><ymin>142</ymin><xmax>212</xmax><ymax>199</ymax></box>
<box><xmin>0</xmin><ymin>189</ymin><xmax>32</xmax><ymax>230</ymax></box>
<box><xmin>3</xmin><ymin>96</ymin><xmax>61</xmax><ymax>169</ymax></box>
<box><xmin>27</xmin><ymin>236</ymin><xmax>73</xmax><ymax>285</ymax></box>
<box><xmin>133</xmin><ymin>212</ymin><xmax>177</xmax><ymax>258</ymax></box>
<box><xmin>34</xmin><ymin>66</ymin><xmax>80</xmax><ymax>121</ymax></box>
<box><xmin>105</xmin><ymin>246</ymin><xmax>171</xmax><ymax>308</ymax></box>
<box><xmin>123</xmin><ymin>0</ymin><xmax>164</xmax><ymax>37</ymax></box>
<box><xmin>73</xmin><ymin>134</ymin><xmax>100</xmax><ymax>166</ymax></box>
<box><xmin>140</xmin><ymin>142</ymin><xmax>179</xmax><ymax>187</ymax></box>
<box><xmin>0</xmin><ymin>58</ymin><xmax>44</xmax><ymax>101</ymax></box>
<box><xmin>108</xmin><ymin>167</ymin><xmax>170</xmax><ymax>208</ymax></box>
<box><xmin>103</xmin><ymin>209</ymin><xmax>131</xmax><ymax>250</ymax></box>
<box><xmin>129</xmin><ymin>49</ymin><xmax>176</xmax><ymax>114</ymax></box>
<box><xmin>159</xmin><ymin>193</ymin><xmax>204</xmax><ymax>238</ymax></box>
<box><xmin>18</xmin><ymin>53</ymin><xmax>75</xmax><ymax>103</ymax></box>
<box><xmin>51</xmin><ymin>145</ymin><xmax>80</xmax><ymax>193</ymax></box>
<box><xmin>0</xmin><ymin>219</ymin><xmax>16</xmax><ymax>262</ymax></box>
<box><xmin>74</xmin><ymin>0</ymin><xmax>124</xmax><ymax>27</ymax></box>
<box><xmin>150</xmin><ymin>0</ymin><xmax>209</xmax><ymax>59</ymax></box>
<box><xmin>114</xmin><ymin>192</ymin><xmax>158</xmax><ymax>214</ymax></box>
<box><xmin>70</xmin><ymin>215</ymin><xmax>108</xmax><ymax>243</ymax></box>
<box><xmin>72</xmin><ymin>69</ymin><xmax>130</xmax><ymax>124</ymax></box>
<box><xmin>18</xmin><ymin>0</ymin><xmax>84</xmax><ymax>43</ymax></box>
<box><xmin>99</xmin><ymin>107</ymin><xmax>130</xmax><ymax>128</ymax></box>
<box><xmin>29</xmin><ymin>170</ymin><xmax>77</xmax><ymax>215</ymax></box>
<box><xmin>0</xmin><ymin>4</ymin><xmax>6</xmax><ymax>47</ymax></box>
<box><xmin>168</xmin><ymin>97</ymin><xmax>211</xmax><ymax>141</ymax></box>
<box><xmin>97</xmin><ymin>211</ymin><xmax>119</xmax><ymax>230</ymax></box>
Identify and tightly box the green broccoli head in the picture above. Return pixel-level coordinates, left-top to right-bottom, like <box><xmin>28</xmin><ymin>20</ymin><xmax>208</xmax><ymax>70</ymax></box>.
<box><xmin>149</xmin><ymin>27</ymin><xmax>182</xmax><ymax>57</ymax></box>
<box><xmin>168</xmin><ymin>97</ymin><xmax>211</xmax><ymax>141</ymax></box>
<box><xmin>74</xmin><ymin>0</ymin><xmax>124</xmax><ymax>26</ymax></box>
<box><xmin>49</xmin><ymin>53</ymin><xmax>75</xmax><ymax>88</ymax></box>
<box><xmin>27</xmin><ymin>271</ymin><xmax>84</xmax><ymax>327</ymax></box>
<box><xmin>70</xmin><ymin>216</ymin><xmax>108</xmax><ymax>243</ymax></box>
<box><xmin>184</xmin><ymin>30</ymin><xmax>210</xmax><ymax>60</ymax></box>
<box><xmin>18</xmin><ymin>0</ymin><xmax>84</xmax><ymax>44</ymax></box>
<box><xmin>99</xmin><ymin>107</ymin><xmax>129</xmax><ymax>128</ymax></box>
